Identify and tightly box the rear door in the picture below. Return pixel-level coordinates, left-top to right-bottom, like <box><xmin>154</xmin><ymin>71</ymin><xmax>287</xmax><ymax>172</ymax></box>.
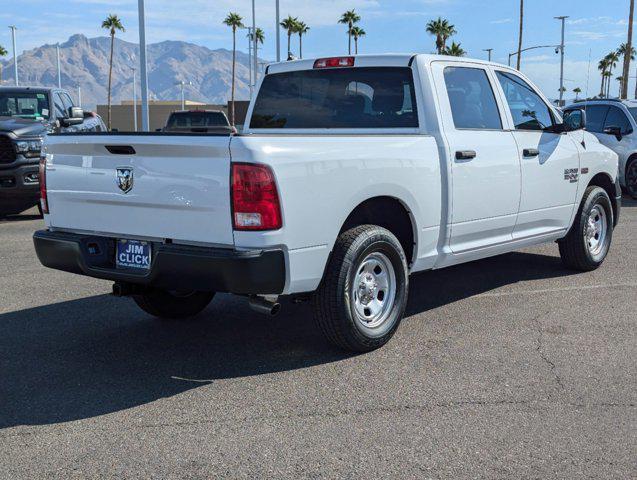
<box><xmin>44</xmin><ymin>134</ymin><xmax>234</xmax><ymax>246</ymax></box>
<box><xmin>432</xmin><ymin>62</ymin><xmax>521</xmax><ymax>253</ymax></box>
<box><xmin>493</xmin><ymin>69</ymin><xmax>579</xmax><ymax>238</ymax></box>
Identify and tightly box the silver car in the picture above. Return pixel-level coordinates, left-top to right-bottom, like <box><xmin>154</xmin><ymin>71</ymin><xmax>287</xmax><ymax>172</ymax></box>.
<box><xmin>565</xmin><ymin>99</ymin><xmax>637</xmax><ymax>198</ymax></box>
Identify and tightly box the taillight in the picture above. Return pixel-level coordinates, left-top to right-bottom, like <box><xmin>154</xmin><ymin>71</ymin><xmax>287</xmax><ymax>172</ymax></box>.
<box><xmin>313</xmin><ymin>57</ymin><xmax>355</xmax><ymax>69</ymax></box>
<box><xmin>231</xmin><ymin>163</ymin><xmax>281</xmax><ymax>230</ymax></box>
<box><xmin>39</xmin><ymin>154</ymin><xmax>49</xmax><ymax>214</ymax></box>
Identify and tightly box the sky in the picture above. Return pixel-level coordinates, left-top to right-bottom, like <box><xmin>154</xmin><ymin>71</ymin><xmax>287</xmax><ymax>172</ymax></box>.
<box><xmin>0</xmin><ymin>0</ymin><xmax>634</xmax><ymax>100</ymax></box>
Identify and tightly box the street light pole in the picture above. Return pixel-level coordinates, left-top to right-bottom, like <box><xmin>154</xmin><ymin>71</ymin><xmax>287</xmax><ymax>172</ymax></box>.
<box><xmin>483</xmin><ymin>48</ymin><xmax>493</xmax><ymax>62</ymax></box>
<box><xmin>276</xmin><ymin>0</ymin><xmax>280</xmax><ymax>62</ymax></box>
<box><xmin>131</xmin><ymin>67</ymin><xmax>138</xmax><ymax>132</ymax></box>
<box><xmin>555</xmin><ymin>16</ymin><xmax>568</xmax><ymax>106</ymax></box>
<box><xmin>252</xmin><ymin>0</ymin><xmax>258</xmax><ymax>87</ymax></box>
<box><xmin>77</xmin><ymin>84</ymin><xmax>82</xmax><ymax>108</ymax></box>
<box><xmin>9</xmin><ymin>26</ymin><xmax>18</xmax><ymax>86</ymax></box>
<box><xmin>56</xmin><ymin>43</ymin><xmax>62</xmax><ymax>88</ymax></box>
<box><xmin>138</xmin><ymin>0</ymin><xmax>150</xmax><ymax>131</ymax></box>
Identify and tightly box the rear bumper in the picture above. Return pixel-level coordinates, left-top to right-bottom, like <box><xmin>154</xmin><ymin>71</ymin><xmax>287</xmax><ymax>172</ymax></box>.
<box><xmin>33</xmin><ymin>230</ymin><xmax>285</xmax><ymax>295</ymax></box>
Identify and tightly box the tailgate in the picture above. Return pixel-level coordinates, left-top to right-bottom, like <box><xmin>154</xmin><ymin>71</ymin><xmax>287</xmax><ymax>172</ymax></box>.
<box><xmin>44</xmin><ymin>134</ymin><xmax>234</xmax><ymax>246</ymax></box>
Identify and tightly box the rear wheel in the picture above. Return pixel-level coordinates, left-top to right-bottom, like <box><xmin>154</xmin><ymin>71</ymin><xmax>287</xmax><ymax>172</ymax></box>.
<box><xmin>626</xmin><ymin>157</ymin><xmax>637</xmax><ymax>199</ymax></box>
<box><xmin>558</xmin><ymin>186</ymin><xmax>613</xmax><ymax>271</ymax></box>
<box><xmin>133</xmin><ymin>289</ymin><xmax>215</xmax><ymax>319</ymax></box>
<box><xmin>313</xmin><ymin>225</ymin><xmax>409</xmax><ymax>352</ymax></box>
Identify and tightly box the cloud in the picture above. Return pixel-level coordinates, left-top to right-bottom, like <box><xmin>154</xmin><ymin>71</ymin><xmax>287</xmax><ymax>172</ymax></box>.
<box><xmin>490</xmin><ymin>18</ymin><xmax>512</xmax><ymax>25</ymax></box>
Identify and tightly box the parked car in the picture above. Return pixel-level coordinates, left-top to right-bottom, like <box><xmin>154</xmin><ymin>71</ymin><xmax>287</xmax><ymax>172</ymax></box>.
<box><xmin>161</xmin><ymin>109</ymin><xmax>236</xmax><ymax>134</ymax></box>
<box><xmin>0</xmin><ymin>86</ymin><xmax>95</xmax><ymax>217</ymax></box>
<box><xmin>34</xmin><ymin>54</ymin><xmax>621</xmax><ymax>352</ymax></box>
<box><xmin>564</xmin><ymin>99</ymin><xmax>637</xmax><ymax>199</ymax></box>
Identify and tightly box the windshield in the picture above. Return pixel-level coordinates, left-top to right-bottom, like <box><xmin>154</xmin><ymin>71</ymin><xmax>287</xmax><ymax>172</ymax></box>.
<box><xmin>250</xmin><ymin>67</ymin><xmax>419</xmax><ymax>129</ymax></box>
<box><xmin>167</xmin><ymin>111</ymin><xmax>229</xmax><ymax>128</ymax></box>
<box><xmin>0</xmin><ymin>92</ymin><xmax>50</xmax><ymax>119</ymax></box>
<box><xmin>627</xmin><ymin>107</ymin><xmax>637</xmax><ymax>123</ymax></box>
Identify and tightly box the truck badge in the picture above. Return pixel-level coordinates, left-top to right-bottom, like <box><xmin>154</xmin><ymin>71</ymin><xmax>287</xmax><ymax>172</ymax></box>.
<box><xmin>116</xmin><ymin>167</ymin><xmax>134</xmax><ymax>193</ymax></box>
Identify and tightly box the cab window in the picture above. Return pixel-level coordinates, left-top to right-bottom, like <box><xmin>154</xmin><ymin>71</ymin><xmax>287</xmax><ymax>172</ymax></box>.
<box><xmin>443</xmin><ymin>66</ymin><xmax>502</xmax><ymax>130</ymax></box>
<box><xmin>579</xmin><ymin>105</ymin><xmax>609</xmax><ymax>133</ymax></box>
<box><xmin>603</xmin><ymin>106</ymin><xmax>633</xmax><ymax>135</ymax></box>
<box><xmin>496</xmin><ymin>71</ymin><xmax>553</xmax><ymax>130</ymax></box>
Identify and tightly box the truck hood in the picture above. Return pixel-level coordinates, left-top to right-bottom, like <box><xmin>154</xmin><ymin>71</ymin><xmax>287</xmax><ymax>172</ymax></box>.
<box><xmin>0</xmin><ymin>116</ymin><xmax>49</xmax><ymax>137</ymax></box>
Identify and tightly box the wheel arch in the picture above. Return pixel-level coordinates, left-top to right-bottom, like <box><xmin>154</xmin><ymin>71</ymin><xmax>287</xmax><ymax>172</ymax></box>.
<box><xmin>587</xmin><ymin>171</ymin><xmax>619</xmax><ymax>226</ymax></box>
<box><xmin>339</xmin><ymin>196</ymin><xmax>417</xmax><ymax>267</ymax></box>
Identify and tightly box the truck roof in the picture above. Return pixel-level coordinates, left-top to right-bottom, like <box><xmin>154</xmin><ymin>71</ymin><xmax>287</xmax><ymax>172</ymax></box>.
<box><xmin>266</xmin><ymin>53</ymin><xmax>511</xmax><ymax>75</ymax></box>
<box><xmin>0</xmin><ymin>86</ymin><xmax>59</xmax><ymax>93</ymax></box>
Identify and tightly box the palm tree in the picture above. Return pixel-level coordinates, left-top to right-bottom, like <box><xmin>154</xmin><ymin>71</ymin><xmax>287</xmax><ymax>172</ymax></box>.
<box><xmin>426</xmin><ymin>17</ymin><xmax>456</xmax><ymax>54</ymax></box>
<box><xmin>444</xmin><ymin>41</ymin><xmax>466</xmax><ymax>57</ymax></box>
<box><xmin>101</xmin><ymin>14</ymin><xmax>125</xmax><ymax>131</ymax></box>
<box><xmin>254</xmin><ymin>27</ymin><xmax>265</xmax><ymax>45</ymax></box>
<box><xmin>573</xmin><ymin>87</ymin><xmax>582</xmax><ymax>100</ymax></box>
<box><xmin>598</xmin><ymin>58</ymin><xmax>609</xmax><ymax>97</ymax></box>
<box><xmin>339</xmin><ymin>10</ymin><xmax>361</xmax><ymax>55</ymax></box>
<box><xmin>223</xmin><ymin>12</ymin><xmax>244</xmax><ymax>126</ymax></box>
<box><xmin>0</xmin><ymin>45</ymin><xmax>7</xmax><ymax>84</ymax></box>
<box><xmin>296</xmin><ymin>21</ymin><xmax>310</xmax><ymax>59</ymax></box>
<box><xmin>605</xmin><ymin>51</ymin><xmax>620</xmax><ymax>98</ymax></box>
<box><xmin>349</xmin><ymin>26</ymin><xmax>366</xmax><ymax>54</ymax></box>
<box><xmin>516</xmin><ymin>0</ymin><xmax>524</xmax><ymax>70</ymax></box>
<box><xmin>618</xmin><ymin>41</ymin><xmax>636</xmax><ymax>98</ymax></box>
<box><xmin>621</xmin><ymin>0</ymin><xmax>635</xmax><ymax>99</ymax></box>
<box><xmin>604</xmin><ymin>70</ymin><xmax>613</xmax><ymax>97</ymax></box>
<box><xmin>280</xmin><ymin>15</ymin><xmax>299</xmax><ymax>59</ymax></box>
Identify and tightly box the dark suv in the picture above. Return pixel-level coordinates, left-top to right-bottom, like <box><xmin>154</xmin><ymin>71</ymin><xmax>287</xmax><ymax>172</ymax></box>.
<box><xmin>0</xmin><ymin>86</ymin><xmax>105</xmax><ymax>217</ymax></box>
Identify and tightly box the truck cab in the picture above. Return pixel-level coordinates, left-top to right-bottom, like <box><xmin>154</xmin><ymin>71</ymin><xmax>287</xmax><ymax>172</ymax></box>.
<box><xmin>0</xmin><ymin>86</ymin><xmax>99</xmax><ymax>217</ymax></box>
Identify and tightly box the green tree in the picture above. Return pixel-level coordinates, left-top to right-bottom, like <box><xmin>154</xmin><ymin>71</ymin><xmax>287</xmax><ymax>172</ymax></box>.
<box><xmin>280</xmin><ymin>15</ymin><xmax>299</xmax><ymax>59</ymax></box>
<box><xmin>296</xmin><ymin>21</ymin><xmax>310</xmax><ymax>59</ymax></box>
<box><xmin>618</xmin><ymin>41</ymin><xmax>636</xmax><ymax>98</ymax></box>
<box><xmin>425</xmin><ymin>17</ymin><xmax>456</xmax><ymax>54</ymax></box>
<box><xmin>223</xmin><ymin>12</ymin><xmax>244</xmax><ymax>126</ymax></box>
<box><xmin>254</xmin><ymin>27</ymin><xmax>265</xmax><ymax>45</ymax></box>
<box><xmin>604</xmin><ymin>51</ymin><xmax>620</xmax><ymax>97</ymax></box>
<box><xmin>349</xmin><ymin>26</ymin><xmax>366</xmax><ymax>55</ymax></box>
<box><xmin>339</xmin><ymin>10</ymin><xmax>361</xmax><ymax>55</ymax></box>
<box><xmin>443</xmin><ymin>41</ymin><xmax>466</xmax><ymax>57</ymax></box>
<box><xmin>598</xmin><ymin>58</ymin><xmax>609</xmax><ymax>97</ymax></box>
<box><xmin>101</xmin><ymin>14</ymin><xmax>125</xmax><ymax>131</ymax></box>
<box><xmin>573</xmin><ymin>87</ymin><xmax>582</xmax><ymax>100</ymax></box>
<box><xmin>0</xmin><ymin>45</ymin><xmax>7</xmax><ymax>84</ymax></box>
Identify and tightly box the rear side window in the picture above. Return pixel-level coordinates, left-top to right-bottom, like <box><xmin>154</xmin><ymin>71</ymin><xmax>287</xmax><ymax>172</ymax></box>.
<box><xmin>443</xmin><ymin>67</ymin><xmax>502</xmax><ymax>130</ymax></box>
<box><xmin>496</xmin><ymin>71</ymin><xmax>553</xmax><ymax>130</ymax></box>
<box><xmin>580</xmin><ymin>105</ymin><xmax>609</xmax><ymax>133</ymax></box>
<box><xmin>250</xmin><ymin>67</ymin><xmax>418</xmax><ymax>129</ymax></box>
<box><xmin>603</xmin><ymin>106</ymin><xmax>633</xmax><ymax>135</ymax></box>
<box><xmin>167</xmin><ymin>111</ymin><xmax>229</xmax><ymax>128</ymax></box>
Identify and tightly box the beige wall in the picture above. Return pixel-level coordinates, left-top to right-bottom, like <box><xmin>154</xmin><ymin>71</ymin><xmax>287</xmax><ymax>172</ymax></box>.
<box><xmin>97</xmin><ymin>100</ymin><xmax>251</xmax><ymax>132</ymax></box>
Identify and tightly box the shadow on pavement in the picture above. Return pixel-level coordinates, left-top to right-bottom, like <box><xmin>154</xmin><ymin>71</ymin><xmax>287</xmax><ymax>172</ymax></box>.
<box><xmin>0</xmin><ymin>250</ymin><xmax>576</xmax><ymax>429</ymax></box>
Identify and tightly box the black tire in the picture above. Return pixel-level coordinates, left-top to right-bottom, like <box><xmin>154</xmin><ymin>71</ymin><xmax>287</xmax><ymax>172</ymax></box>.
<box><xmin>625</xmin><ymin>157</ymin><xmax>637</xmax><ymax>199</ymax></box>
<box><xmin>133</xmin><ymin>289</ymin><xmax>215</xmax><ymax>319</ymax></box>
<box><xmin>558</xmin><ymin>186</ymin><xmax>613</xmax><ymax>271</ymax></box>
<box><xmin>313</xmin><ymin>225</ymin><xmax>409</xmax><ymax>352</ymax></box>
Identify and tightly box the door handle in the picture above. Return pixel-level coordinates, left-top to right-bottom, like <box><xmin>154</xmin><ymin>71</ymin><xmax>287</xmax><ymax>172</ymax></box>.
<box><xmin>523</xmin><ymin>148</ymin><xmax>539</xmax><ymax>157</ymax></box>
<box><xmin>455</xmin><ymin>150</ymin><xmax>477</xmax><ymax>160</ymax></box>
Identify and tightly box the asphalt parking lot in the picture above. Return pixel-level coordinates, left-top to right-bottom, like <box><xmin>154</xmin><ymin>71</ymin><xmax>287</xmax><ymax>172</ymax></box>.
<box><xmin>1</xmin><ymin>201</ymin><xmax>635</xmax><ymax>479</ymax></box>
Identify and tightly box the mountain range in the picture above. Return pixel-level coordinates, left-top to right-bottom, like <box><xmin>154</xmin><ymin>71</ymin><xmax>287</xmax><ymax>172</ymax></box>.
<box><xmin>0</xmin><ymin>34</ymin><xmax>261</xmax><ymax>109</ymax></box>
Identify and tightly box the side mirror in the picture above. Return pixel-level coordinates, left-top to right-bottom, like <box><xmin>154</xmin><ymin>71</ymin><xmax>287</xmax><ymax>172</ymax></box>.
<box><xmin>60</xmin><ymin>106</ymin><xmax>84</xmax><ymax>126</ymax></box>
<box><xmin>603</xmin><ymin>125</ymin><xmax>623</xmax><ymax>141</ymax></box>
<box><xmin>562</xmin><ymin>109</ymin><xmax>586</xmax><ymax>132</ymax></box>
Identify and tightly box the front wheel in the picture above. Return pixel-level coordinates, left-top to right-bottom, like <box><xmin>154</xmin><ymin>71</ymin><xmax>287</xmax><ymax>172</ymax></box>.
<box><xmin>559</xmin><ymin>186</ymin><xmax>613</xmax><ymax>271</ymax></box>
<box><xmin>133</xmin><ymin>289</ymin><xmax>215</xmax><ymax>319</ymax></box>
<box><xmin>313</xmin><ymin>225</ymin><xmax>409</xmax><ymax>352</ymax></box>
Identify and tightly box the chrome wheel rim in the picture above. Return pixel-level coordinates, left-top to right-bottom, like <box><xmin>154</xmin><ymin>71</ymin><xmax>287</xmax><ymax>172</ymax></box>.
<box><xmin>351</xmin><ymin>252</ymin><xmax>396</xmax><ymax>329</ymax></box>
<box><xmin>627</xmin><ymin>161</ymin><xmax>637</xmax><ymax>196</ymax></box>
<box><xmin>585</xmin><ymin>204</ymin><xmax>607</xmax><ymax>258</ymax></box>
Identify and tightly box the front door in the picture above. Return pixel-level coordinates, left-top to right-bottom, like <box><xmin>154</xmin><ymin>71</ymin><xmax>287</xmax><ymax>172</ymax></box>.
<box><xmin>433</xmin><ymin>62</ymin><xmax>521</xmax><ymax>253</ymax></box>
<box><xmin>493</xmin><ymin>70</ymin><xmax>579</xmax><ymax>239</ymax></box>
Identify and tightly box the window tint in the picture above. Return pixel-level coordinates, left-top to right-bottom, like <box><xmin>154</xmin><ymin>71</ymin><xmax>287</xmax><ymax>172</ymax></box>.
<box><xmin>579</xmin><ymin>105</ymin><xmax>609</xmax><ymax>133</ymax></box>
<box><xmin>496</xmin><ymin>71</ymin><xmax>553</xmax><ymax>130</ymax></box>
<box><xmin>443</xmin><ymin>67</ymin><xmax>502</xmax><ymax>129</ymax></box>
<box><xmin>53</xmin><ymin>93</ymin><xmax>66</xmax><ymax>118</ymax></box>
<box><xmin>60</xmin><ymin>92</ymin><xmax>74</xmax><ymax>110</ymax></box>
<box><xmin>603</xmin><ymin>106</ymin><xmax>633</xmax><ymax>135</ymax></box>
<box><xmin>250</xmin><ymin>67</ymin><xmax>418</xmax><ymax>129</ymax></box>
<box><xmin>167</xmin><ymin>111</ymin><xmax>229</xmax><ymax>128</ymax></box>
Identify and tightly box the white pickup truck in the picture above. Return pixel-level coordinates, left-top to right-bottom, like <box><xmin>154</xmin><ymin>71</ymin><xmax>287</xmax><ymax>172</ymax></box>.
<box><xmin>34</xmin><ymin>54</ymin><xmax>622</xmax><ymax>352</ymax></box>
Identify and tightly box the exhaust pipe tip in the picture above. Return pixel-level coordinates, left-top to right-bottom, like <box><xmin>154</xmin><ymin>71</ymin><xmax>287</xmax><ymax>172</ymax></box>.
<box><xmin>248</xmin><ymin>296</ymin><xmax>281</xmax><ymax>316</ymax></box>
